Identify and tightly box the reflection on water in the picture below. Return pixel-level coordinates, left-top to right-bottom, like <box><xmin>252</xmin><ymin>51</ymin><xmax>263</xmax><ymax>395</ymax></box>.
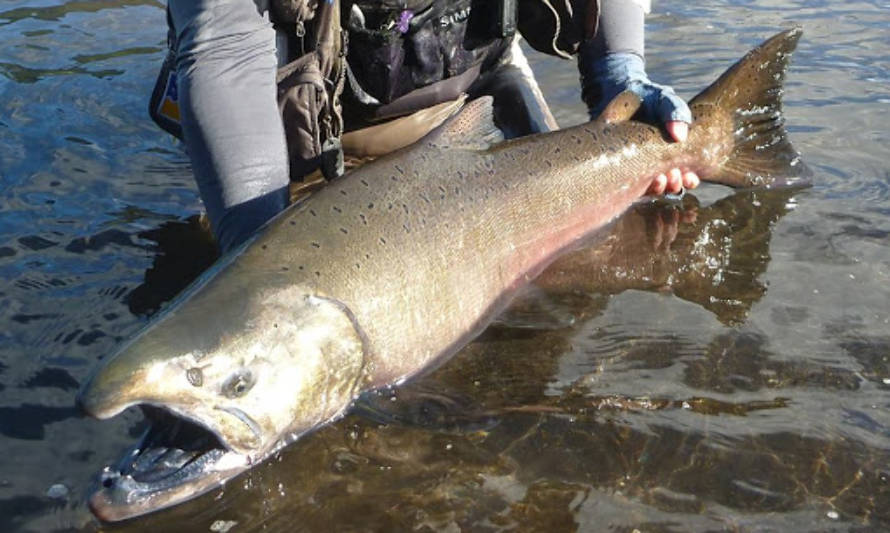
<box><xmin>1</xmin><ymin>0</ymin><xmax>889</xmax><ymax>531</ymax></box>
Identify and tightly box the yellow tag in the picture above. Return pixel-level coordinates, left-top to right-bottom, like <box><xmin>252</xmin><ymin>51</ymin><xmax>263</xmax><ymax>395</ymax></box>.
<box><xmin>157</xmin><ymin>71</ymin><xmax>181</xmax><ymax>123</ymax></box>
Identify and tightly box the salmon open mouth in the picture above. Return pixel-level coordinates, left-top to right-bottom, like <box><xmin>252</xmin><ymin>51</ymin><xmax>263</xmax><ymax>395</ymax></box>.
<box><xmin>89</xmin><ymin>406</ymin><xmax>249</xmax><ymax>522</ymax></box>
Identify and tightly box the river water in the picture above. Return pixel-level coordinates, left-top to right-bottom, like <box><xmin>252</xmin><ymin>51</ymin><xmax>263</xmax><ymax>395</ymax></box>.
<box><xmin>1</xmin><ymin>1</ymin><xmax>888</xmax><ymax>531</ymax></box>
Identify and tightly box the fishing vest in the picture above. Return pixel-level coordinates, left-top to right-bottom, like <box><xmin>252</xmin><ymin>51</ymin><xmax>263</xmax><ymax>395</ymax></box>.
<box><xmin>269</xmin><ymin>0</ymin><xmax>605</xmax><ymax>162</ymax></box>
<box><xmin>339</xmin><ymin>0</ymin><xmax>510</xmax><ymax>123</ymax></box>
<box><xmin>150</xmin><ymin>0</ymin><xmax>604</xmax><ymax>181</ymax></box>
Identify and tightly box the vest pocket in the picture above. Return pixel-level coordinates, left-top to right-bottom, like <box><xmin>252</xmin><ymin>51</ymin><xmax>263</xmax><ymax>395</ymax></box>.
<box><xmin>277</xmin><ymin>53</ymin><xmax>327</xmax><ymax>180</ymax></box>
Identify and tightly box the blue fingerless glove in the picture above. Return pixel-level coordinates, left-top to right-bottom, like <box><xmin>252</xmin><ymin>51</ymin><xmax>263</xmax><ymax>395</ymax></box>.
<box><xmin>580</xmin><ymin>52</ymin><xmax>692</xmax><ymax>125</ymax></box>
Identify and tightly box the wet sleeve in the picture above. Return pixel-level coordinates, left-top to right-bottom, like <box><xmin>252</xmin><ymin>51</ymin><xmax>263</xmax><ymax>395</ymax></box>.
<box><xmin>168</xmin><ymin>0</ymin><xmax>289</xmax><ymax>253</ymax></box>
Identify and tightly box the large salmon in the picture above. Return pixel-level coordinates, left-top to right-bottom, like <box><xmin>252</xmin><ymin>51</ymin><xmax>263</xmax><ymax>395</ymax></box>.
<box><xmin>78</xmin><ymin>29</ymin><xmax>809</xmax><ymax>520</ymax></box>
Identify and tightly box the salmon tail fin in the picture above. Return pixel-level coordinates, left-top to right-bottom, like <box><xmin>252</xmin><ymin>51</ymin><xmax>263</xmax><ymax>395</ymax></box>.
<box><xmin>690</xmin><ymin>27</ymin><xmax>811</xmax><ymax>188</ymax></box>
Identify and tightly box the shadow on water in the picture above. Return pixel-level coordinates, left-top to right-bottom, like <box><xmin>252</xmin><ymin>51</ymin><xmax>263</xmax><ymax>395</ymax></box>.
<box><xmin>125</xmin><ymin>216</ymin><xmax>217</xmax><ymax>317</ymax></box>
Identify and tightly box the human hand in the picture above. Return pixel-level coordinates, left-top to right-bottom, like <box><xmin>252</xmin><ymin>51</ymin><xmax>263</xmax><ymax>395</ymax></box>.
<box><xmin>581</xmin><ymin>52</ymin><xmax>699</xmax><ymax>196</ymax></box>
<box><xmin>648</xmin><ymin>121</ymin><xmax>700</xmax><ymax>196</ymax></box>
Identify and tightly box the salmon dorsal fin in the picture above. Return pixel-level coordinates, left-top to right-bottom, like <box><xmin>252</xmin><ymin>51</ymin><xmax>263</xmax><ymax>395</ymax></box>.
<box><xmin>426</xmin><ymin>96</ymin><xmax>505</xmax><ymax>150</ymax></box>
<box><xmin>594</xmin><ymin>90</ymin><xmax>642</xmax><ymax>124</ymax></box>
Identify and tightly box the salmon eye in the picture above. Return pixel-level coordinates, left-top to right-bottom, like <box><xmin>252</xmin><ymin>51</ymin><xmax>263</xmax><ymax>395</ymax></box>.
<box><xmin>222</xmin><ymin>370</ymin><xmax>254</xmax><ymax>398</ymax></box>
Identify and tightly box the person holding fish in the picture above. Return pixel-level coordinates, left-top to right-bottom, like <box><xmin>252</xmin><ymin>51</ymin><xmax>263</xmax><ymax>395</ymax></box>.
<box><xmin>151</xmin><ymin>0</ymin><xmax>700</xmax><ymax>253</ymax></box>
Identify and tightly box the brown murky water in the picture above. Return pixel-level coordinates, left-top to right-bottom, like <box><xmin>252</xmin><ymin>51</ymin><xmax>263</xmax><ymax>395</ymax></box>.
<box><xmin>1</xmin><ymin>1</ymin><xmax>889</xmax><ymax>531</ymax></box>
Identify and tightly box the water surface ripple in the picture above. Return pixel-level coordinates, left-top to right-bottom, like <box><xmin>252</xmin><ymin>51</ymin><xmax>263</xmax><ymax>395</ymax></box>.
<box><xmin>0</xmin><ymin>1</ymin><xmax>888</xmax><ymax>531</ymax></box>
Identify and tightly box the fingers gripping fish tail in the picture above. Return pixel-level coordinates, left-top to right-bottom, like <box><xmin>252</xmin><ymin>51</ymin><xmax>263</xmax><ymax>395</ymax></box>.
<box><xmin>690</xmin><ymin>27</ymin><xmax>812</xmax><ymax>188</ymax></box>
